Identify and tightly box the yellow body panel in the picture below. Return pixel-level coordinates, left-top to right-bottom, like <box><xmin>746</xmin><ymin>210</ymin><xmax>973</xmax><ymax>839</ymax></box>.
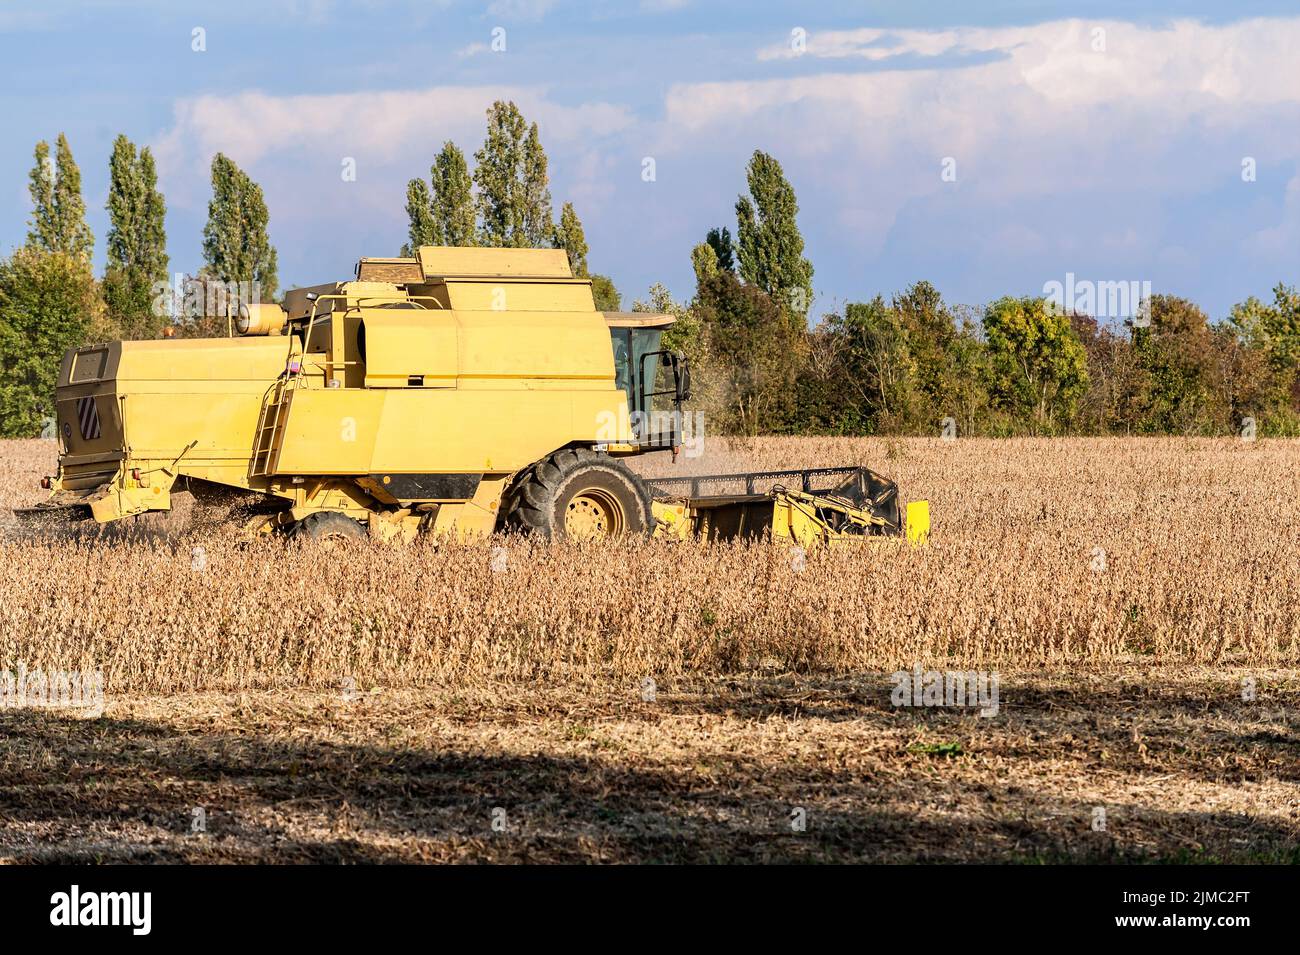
<box><xmin>268</xmin><ymin>387</ymin><xmax>631</xmax><ymax>475</ymax></box>
<box><xmin>46</xmin><ymin>247</ymin><xmax>645</xmax><ymax>529</ymax></box>
<box><xmin>416</xmin><ymin>246</ymin><xmax>572</xmax><ymax>279</ymax></box>
<box><xmin>443</xmin><ymin>281</ymin><xmax>595</xmax><ymax>313</ymax></box>
<box><xmin>361</xmin><ymin>313</ymin><xmax>458</xmax><ymax>388</ymax></box>
<box><xmin>455</xmin><ymin>309</ymin><xmax>610</xmax><ymax>381</ymax></box>
<box><xmin>55</xmin><ymin>336</ymin><xmax>288</xmax><ymax>474</ymax></box>
<box><xmin>905</xmin><ymin>500</ymin><xmax>931</xmax><ymax>545</ymax></box>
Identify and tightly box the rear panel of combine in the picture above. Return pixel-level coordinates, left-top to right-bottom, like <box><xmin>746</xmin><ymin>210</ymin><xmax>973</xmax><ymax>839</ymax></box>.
<box><xmin>42</xmin><ymin>337</ymin><xmax>288</xmax><ymax>522</ymax></box>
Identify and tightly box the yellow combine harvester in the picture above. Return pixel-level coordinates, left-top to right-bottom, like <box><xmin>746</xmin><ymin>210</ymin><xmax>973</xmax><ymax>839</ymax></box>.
<box><xmin>18</xmin><ymin>246</ymin><xmax>928</xmax><ymax>544</ymax></box>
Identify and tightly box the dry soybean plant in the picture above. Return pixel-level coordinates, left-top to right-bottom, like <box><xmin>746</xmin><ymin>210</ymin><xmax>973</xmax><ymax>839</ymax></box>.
<box><xmin>0</xmin><ymin>436</ymin><xmax>1295</xmax><ymax>694</ymax></box>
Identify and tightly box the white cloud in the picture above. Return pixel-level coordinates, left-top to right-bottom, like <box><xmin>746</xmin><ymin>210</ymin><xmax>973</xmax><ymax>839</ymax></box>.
<box><xmin>144</xmin><ymin>16</ymin><xmax>1300</xmax><ymax>303</ymax></box>
<box><xmin>486</xmin><ymin>0</ymin><xmax>557</xmax><ymax>21</ymax></box>
<box><xmin>148</xmin><ymin>84</ymin><xmax>638</xmax><ymax>283</ymax></box>
<box><xmin>153</xmin><ymin>85</ymin><xmax>635</xmax><ymax>203</ymax></box>
<box><xmin>753</xmin><ymin>18</ymin><xmax>1300</xmax><ymax>107</ymax></box>
<box><xmin>1248</xmin><ymin>172</ymin><xmax>1300</xmax><ymax>259</ymax></box>
<box><xmin>670</xmin><ymin>17</ymin><xmax>1300</xmax><ymax>263</ymax></box>
<box><xmin>758</xmin><ymin>26</ymin><xmax>1008</xmax><ymax>63</ymax></box>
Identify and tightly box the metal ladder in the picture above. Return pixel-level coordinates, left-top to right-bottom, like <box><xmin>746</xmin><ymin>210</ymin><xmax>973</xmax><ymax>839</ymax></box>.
<box><xmin>250</xmin><ymin>375</ymin><xmax>298</xmax><ymax>477</ymax></box>
<box><xmin>249</xmin><ymin>290</ymin><xmax>420</xmax><ymax>478</ymax></box>
<box><xmin>251</xmin><ymin>300</ymin><xmax>321</xmax><ymax>479</ymax></box>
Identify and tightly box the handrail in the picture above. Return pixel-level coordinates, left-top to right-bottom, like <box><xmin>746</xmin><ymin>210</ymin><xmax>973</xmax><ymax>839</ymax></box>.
<box><xmin>283</xmin><ymin>292</ymin><xmax>445</xmax><ymax>379</ymax></box>
<box><xmin>257</xmin><ymin>290</ymin><xmax>442</xmax><ymax>475</ymax></box>
<box><xmin>647</xmin><ymin>466</ymin><xmax>866</xmax><ymax>500</ymax></box>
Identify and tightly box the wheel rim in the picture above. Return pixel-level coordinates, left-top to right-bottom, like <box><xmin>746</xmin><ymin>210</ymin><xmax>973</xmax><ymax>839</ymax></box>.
<box><xmin>564</xmin><ymin>487</ymin><xmax>625</xmax><ymax>539</ymax></box>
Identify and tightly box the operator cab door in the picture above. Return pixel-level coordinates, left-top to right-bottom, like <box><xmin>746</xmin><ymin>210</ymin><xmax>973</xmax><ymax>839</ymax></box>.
<box><xmin>610</xmin><ymin>325</ymin><xmax>688</xmax><ymax>449</ymax></box>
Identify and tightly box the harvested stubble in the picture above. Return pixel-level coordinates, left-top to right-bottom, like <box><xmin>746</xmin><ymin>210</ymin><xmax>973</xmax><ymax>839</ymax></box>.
<box><xmin>0</xmin><ymin>436</ymin><xmax>1295</xmax><ymax>695</ymax></box>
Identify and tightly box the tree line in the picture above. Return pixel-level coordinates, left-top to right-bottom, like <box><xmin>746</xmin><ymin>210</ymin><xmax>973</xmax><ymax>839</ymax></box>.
<box><xmin>0</xmin><ymin>106</ymin><xmax>1296</xmax><ymax>439</ymax></box>
<box><xmin>647</xmin><ymin>152</ymin><xmax>1300</xmax><ymax>438</ymax></box>
<box><xmin>0</xmin><ymin>131</ymin><xmax>278</xmax><ymax>436</ymax></box>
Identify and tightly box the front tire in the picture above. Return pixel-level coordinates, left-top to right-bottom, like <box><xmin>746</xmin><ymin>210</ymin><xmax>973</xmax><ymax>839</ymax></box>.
<box><xmin>506</xmin><ymin>448</ymin><xmax>653</xmax><ymax>540</ymax></box>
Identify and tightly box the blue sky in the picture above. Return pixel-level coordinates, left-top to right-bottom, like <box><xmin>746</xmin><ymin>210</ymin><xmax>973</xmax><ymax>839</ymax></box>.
<box><xmin>1</xmin><ymin>0</ymin><xmax>1297</xmax><ymax>321</ymax></box>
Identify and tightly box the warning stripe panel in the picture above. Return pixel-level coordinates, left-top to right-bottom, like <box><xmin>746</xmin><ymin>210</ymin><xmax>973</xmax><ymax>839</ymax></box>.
<box><xmin>76</xmin><ymin>396</ymin><xmax>101</xmax><ymax>441</ymax></box>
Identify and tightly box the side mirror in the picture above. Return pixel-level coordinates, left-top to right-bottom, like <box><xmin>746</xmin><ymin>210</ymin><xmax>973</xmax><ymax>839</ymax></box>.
<box><xmin>676</xmin><ymin>353</ymin><xmax>692</xmax><ymax>401</ymax></box>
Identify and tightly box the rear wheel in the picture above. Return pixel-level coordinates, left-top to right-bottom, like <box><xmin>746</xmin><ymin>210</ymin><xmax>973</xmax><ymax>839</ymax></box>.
<box><xmin>289</xmin><ymin>511</ymin><xmax>366</xmax><ymax>543</ymax></box>
<box><xmin>506</xmin><ymin>448</ymin><xmax>653</xmax><ymax>540</ymax></box>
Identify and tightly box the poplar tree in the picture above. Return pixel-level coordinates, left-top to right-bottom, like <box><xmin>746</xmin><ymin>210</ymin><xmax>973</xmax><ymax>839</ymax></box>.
<box><xmin>474</xmin><ymin>100</ymin><xmax>553</xmax><ymax>248</ymax></box>
<box><xmin>706</xmin><ymin>226</ymin><xmax>736</xmax><ymax>273</ymax></box>
<box><xmin>735</xmin><ymin>150</ymin><xmax>813</xmax><ymax>325</ymax></box>
<box><xmin>201</xmin><ymin>153</ymin><xmax>278</xmax><ymax>300</ymax></box>
<box><xmin>519</xmin><ymin>122</ymin><xmax>553</xmax><ymax>247</ymax></box>
<box><xmin>26</xmin><ymin>134</ymin><xmax>94</xmax><ymax>260</ymax></box>
<box><xmin>401</xmin><ymin>177</ymin><xmax>436</xmax><ymax>255</ymax></box>
<box><xmin>552</xmin><ymin>202</ymin><xmax>589</xmax><ymax>277</ymax></box>
<box><xmin>104</xmin><ymin>135</ymin><xmax>169</xmax><ymax>338</ymax></box>
<box><xmin>431</xmin><ymin>141</ymin><xmax>475</xmax><ymax>246</ymax></box>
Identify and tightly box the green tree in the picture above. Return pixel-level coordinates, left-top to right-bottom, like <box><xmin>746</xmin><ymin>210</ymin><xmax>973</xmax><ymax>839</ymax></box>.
<box><xmin>520</xmin><ymin>123</ymin><xmax>553</xmax><ymax>247</ymax></box>
<box><xmin>734</xmin><ymin>150</ymin><xmax>813</xmax><ymax>325</ymax></box>
<box><xmin>474</xmin><ymin>101</ymin><xmax>553</xmax><ymax>248</ymax></box>
<box><xmin>696</xmin><ymin>270</ymin><xmax>802</xmax><ymax>434</ymax></box>
<box><xmin>815</xmin><ymin>296</ymin><xmax>917</xmax><ymax>433</ymax></box>
<box><xmin>104</xmin><ymin>135</ymin><xmax>169</xmax><ymax>339</ymax></box>
<box><xmin>892</xmin><ymin>282</ymin><xmax>958</xmax><ymax>414</ymax></box>
<box><xmin>810</xmin><ymin>283</ymin><xmax>972</xmax><ymax>434</ymax></box>
<box><xmin>691</xmin><ymin>241</ymin><xmax>719</xmax><ymax>289</ymax></box>
<box><xmin>431</xmin><ymin>141</ymin><xmax>476</xmax><ymax>247</ymax></box>
<box><xmin>400</xmin><ymin>177</ymin><xmax>436</xmax><ymax>255</ymax></box>
<box><xmin>0</xmin><ymin>249</ymin><xmax>104</xmax><ymax>436</ymax></box>
<box><xmin>706</xmin><ymin>226</ymin><xmax>736</xmax><ymax>273</ymax></box>
<box><xmin>982</xmin><ymin>296</ymin><xmax>1088</xmax><ymax>431</ymax></box>
<box><xmin>27</xmin><ymin>134</ymin><xmax>93</xmax><ymax>260</ymax></box>
<box><xmin>552</xmin><ymin>202</ymin><xmax>589</xmax><ymax>277</ymax></box>
<box><xmin>201</xmin><ymin>153</ymin><xmax>278</xmax><ymax>300</ymax></box>
<box><xmin>635</xmin><ymin>282</ymin><xmax>701</xmax><ymax>358</ymax></box>
<box><xmin>590</xmin><ymin>274</ymin><xmax>621</xmax><ymax>311</ymax></box>
<box><xmin>1230</xmin><ymin>284</ymin><xmax>1300</xmax><ymax>375</ymax></box>
<box><xmin>1227</xmin><ymin>284</ymin><xmax>1300</xmax><ymax>430</ymax></box>
<box><xmin>26</xmin><ymin>141</ymin><xmax>54</xmax><ymax>252</ymax></box>
<box><xmin>1210</xmin><ymin>322</ymin><xmax>1276</xmax><ymax>435</ymax></box>
<box><xmin>1131</xmin><ymin>295</ymin><xmax>1227</xmax><ymax>434</ymax></box>
<box><xmin>946</xmin><ymin>304</ymin><xmax>993</xmax><ymax>438</ymax></box>
<box><xmin>851</xmin><ymin>297</ymin><xmax>917</xmax><ymax>430</ymax></box>
<box><xmin>405</xmin><ymin>142</ymin><xmax>477</xmax><ymax>253</ymax></box>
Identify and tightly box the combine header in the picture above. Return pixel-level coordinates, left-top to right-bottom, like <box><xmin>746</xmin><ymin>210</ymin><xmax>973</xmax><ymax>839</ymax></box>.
<box><xmin>17</xmin><ymin>246</ymin><xmax>927</xmax><ymax>545</ymax></box>
<box><xmin>649</xmin><ymin>467</ymin><xmax>928</xmax><ymax>547</ymax></box>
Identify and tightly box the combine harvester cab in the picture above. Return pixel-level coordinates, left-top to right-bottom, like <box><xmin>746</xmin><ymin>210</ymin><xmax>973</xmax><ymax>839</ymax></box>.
<box><xmin>18</xmin><ymin>245</ymin><xmax>926</xmax><ymax>546</ymax></box>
